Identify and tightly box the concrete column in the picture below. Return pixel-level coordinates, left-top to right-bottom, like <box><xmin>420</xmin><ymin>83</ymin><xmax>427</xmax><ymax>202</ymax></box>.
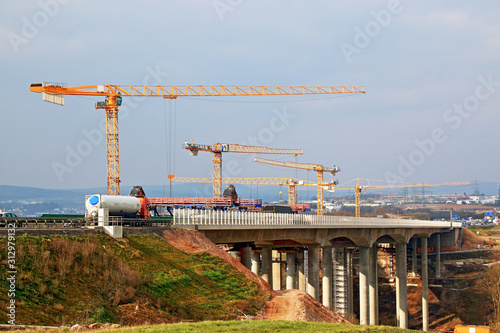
<box><xmin>298</xmin><ymin>249</ymin><xmax>305</xmax><ymax>291</ymax></box>
<box><xmin>369</xmin><ymin>245</ymin><xmax>379</xmax><ymax>325</ymax></box>
<box><xmin>322</xmin><ymin>246</ymin><xmax>333</xmax><ymax>309</ymax></box>
<box><xmin>286</xmin><ymin>252</ymin><xmax>297</xmax><ymax>289</ymax></box>
<box><xmin>359</xmin><ymin>246</ymin><xmax>370</xmax><ymax>326</ymax></box>
<box><xmin>251</xmin><ymin>251</ymin><xmax>260</xmax><ymax>276</ymax></box>
<box><xmin>261</xmin><ymin>247</ymin><xmax>272</xmax><ymax>286</ymax></box>
<box><xmin>307</xmin><ymin>245</ymin><xmax>320</xmax><ymax>300</ymax></box>
<box><xmin>347</xmin><ymin>248</ymin><xmax>354</xmax><ymax>315</ymax></box>
<box><xmin>396</xmin><ymin>242</ymin><xmax>408</xmax><ymax>329</ymax></box>
<box><xmin>411</xmin><ymin>238</ymin><xmax>417</xmax><ymax>277</ymax></box>
<box><xmin>422</xmin><ymin>237</ymin><xmax>429</xmax><ymax>331</ymax></box>
<box><xmin>436</xmin><ymin>234</ymin><xmax>441</xmax><ymax>278</ymax></box>
<box><xmin>272</xmin><ymin>250</ymin><xmax>281</xmax><ymax>291</ymax></box>
<box><xmin>242</xmin><ymin>247</ymin><xmax>252</xmax><ymax>270</ymax></box>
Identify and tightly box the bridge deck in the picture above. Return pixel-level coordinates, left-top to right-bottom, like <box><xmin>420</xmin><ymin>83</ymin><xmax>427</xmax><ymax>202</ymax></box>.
<box><xmin>173</xmin><ymin>209</ymin><xmax>461</xmax><ymax>229</ymax></box>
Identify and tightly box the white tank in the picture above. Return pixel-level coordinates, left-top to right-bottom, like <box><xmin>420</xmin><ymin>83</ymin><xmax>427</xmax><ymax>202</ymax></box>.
<box><xmin>85</xmin><ymin>194</ymin><xmax>141</xmax><ymax>217</ymax></box>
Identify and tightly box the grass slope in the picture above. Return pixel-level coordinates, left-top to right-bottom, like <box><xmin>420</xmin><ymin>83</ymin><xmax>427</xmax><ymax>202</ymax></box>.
<box><xmin>97</xmin><ymin>320</ymin><xmax>421</xmax><ymax>333</ymax></box>
<box><xmin>0</xmin><ymin>234</ymin><xmax>268</xmax><ymax>325</ymax></box>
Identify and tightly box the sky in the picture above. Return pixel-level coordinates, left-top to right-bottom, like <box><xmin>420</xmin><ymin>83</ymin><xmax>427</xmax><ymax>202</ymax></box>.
<box><xmin>0</xmin><ymin>1</ymin><xmax>499</xmax><ymax>195</ymax></box>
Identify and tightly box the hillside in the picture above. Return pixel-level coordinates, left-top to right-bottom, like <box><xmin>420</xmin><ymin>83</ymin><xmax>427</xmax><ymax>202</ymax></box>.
<box><xmin>0</xmin><ymin>233</ymin><xmax>270</xmax><ymax>326</ymax></box>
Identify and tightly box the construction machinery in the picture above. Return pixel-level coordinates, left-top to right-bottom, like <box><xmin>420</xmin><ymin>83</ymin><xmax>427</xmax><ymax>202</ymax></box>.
<box><xmin>30</xmin><ymin>82</ymin><xmax>364</xmax><ymax>195</ymax></box>
<box><xmin>254</xmin><ymin>157</ymin><xmax>340</xmax><ymax>215</ymax></box>
<box><xmin>329</xmin><ymin>179</ymin><xmax>472</xmax><ymax>217</ymax></box>
<box><xmin>170</xmin><ymin>176</ymin><xmax>315</xmax><ymax>210</ymax></box>
<box><xmin>183</xmin><ymin>142</ymin><xmax>302</xmax><ymax>197</ymax></box>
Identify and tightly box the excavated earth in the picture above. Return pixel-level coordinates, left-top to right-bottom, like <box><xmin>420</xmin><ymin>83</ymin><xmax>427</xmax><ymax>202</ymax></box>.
<box><xmin>255</xmin><ymin>289</ymin><xmax>350</xmax><ymax>324</ymax></box>
<box><xmin>159</xmin><ymin>229</ymin><xmax>350</xmax><ymax>324</ymax></box>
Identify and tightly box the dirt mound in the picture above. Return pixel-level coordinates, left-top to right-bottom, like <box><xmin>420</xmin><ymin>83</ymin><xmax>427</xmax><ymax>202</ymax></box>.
<box><xmin>255</xmin><ymin>290</ymin><xmax>350</xmax><ymax>324</ymax></box>
<box><xmin>160</xmin><ymin>229</ymin><xmax>349</xmax><ymax>324</ymax></box>
<box><xmin>158</xmin><ymin>229</ymin><xmax>274</xmax><ymax>295</ymax></box>
<box><xmin>462</xmin><ymin>227</ymin><xmax>486</xmax><ymax>250</ymax></box>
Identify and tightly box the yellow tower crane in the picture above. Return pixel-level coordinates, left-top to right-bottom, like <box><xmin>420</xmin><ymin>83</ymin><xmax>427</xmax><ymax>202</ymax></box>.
<box><xmin>254</xmin><ymin>157</ymin><xmax>339</xmax><ymax>215</ymax></box>
<box><xmin>171</xmin><ymin>176</ymin><xmax>315</xmax><ymax>205</ymax></box>
<box><xmin>329</xmin><ymin>179</ymin><xmax>472</xmax><ymax>217</ymax></box>
<box><xmin>30</xmin><ymin>82</ymin><xmax>364</xmax><ymax>195</ymax></box>
<box><xmin>183</xmin><ymin>143</ymin><xmax>302</xmax><ymax>197</ymax></box>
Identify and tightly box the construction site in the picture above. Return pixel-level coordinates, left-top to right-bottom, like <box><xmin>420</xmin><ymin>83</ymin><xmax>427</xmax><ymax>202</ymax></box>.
<box><xmin>0</xmin><ymin>79</ymin><xmax>487</xmax><ymax>332</ymax></box>
<box><xmin>2</xmin><ymin>3</ymin><xmax>500</xmax><ymax>332</ymax></box>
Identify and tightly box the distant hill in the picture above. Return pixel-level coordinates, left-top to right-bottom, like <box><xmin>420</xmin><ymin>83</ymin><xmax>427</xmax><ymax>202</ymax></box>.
<box><xmin>0</xmin><ymin>185</ymin><xmax>104</xmax><ymax>202</ymax></box>
<box><xmin>0</xmin><ymin>182</ymin><xmax>497</xmax><ymax>215</ymax></box>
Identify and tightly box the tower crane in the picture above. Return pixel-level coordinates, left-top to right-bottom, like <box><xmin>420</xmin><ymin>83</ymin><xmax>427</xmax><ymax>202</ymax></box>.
<box><xmin>171</xmin><ymin>176</ymin><xmax>315</xmax><ymax>206</ymax></box>
<box><xmin>329</xmin><ymin>179</ymin><xmax>472</xmax><ymax>217</ymax></box>
<box><xmin>254</xmin><ymin>157</ymin><xmax>340</xmax><ymax>215</ymax></box>
<box><xmin>30</xmin><ymin>82</ymin><xmax>364</xmax><ymax>195</ymax></box>
<box><xmin>183</xmin><ymin>143</ymin><xmax>302</xmax><ymax>197</ymax></box>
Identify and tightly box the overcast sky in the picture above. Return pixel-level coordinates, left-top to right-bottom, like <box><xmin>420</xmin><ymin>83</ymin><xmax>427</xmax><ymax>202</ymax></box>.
<box><xmin>0</xmin><ymin>1</ymin><xmax>498</xmax><ymax>194</ymax></box>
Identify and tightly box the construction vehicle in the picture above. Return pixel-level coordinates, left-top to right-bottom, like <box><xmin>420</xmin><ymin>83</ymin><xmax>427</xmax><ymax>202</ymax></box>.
<box><xmin>329</xmin><ymin>179</ymin><xmax>472</xmax><ymax>217</ymax></box>
<box><xmin>183</xmin><ymin>142</ymin><xmax>302</xmax><ymax>198</ymax></box>
<box><xmin>254</xmin><ymin>157</ymin><xmax>340</xmax><ymax>215</ymax></box>
<box><xmin>85</xmin><ymin>186</ymin><xmax>150</xmax><ymax>219</ymax></box>
<box><xmin>30</xmin><ymin>82</ymin><xmax>364</xmax><ymax>195</ymax></box>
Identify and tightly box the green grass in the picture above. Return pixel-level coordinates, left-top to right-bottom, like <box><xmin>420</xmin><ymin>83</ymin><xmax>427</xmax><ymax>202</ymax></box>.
<box><xmin>0</xmin><ymin>234</ymin><xmax>268</xmax><ymax>326</ymax></box>
<box><xmin>96</xmin><ymin>320</ymin><xmax>421</xmax><ymax>333</ymax></box>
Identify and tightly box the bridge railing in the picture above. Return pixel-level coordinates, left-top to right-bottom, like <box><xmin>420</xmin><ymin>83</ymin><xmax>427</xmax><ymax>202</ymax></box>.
<box><xmin>172</xmin><ymin>208</ymin><xmax>461</xmax><ymax>228</ymax></box>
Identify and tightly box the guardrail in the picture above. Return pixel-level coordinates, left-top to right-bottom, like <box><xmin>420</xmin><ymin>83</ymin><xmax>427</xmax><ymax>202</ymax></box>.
<box><xmin>173</xmin><ymin>208</ymin><xmax>461</xmax><ymax>229</ymax></box>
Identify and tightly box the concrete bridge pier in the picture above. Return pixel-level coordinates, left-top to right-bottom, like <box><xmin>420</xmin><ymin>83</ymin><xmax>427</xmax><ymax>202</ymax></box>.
<box><xmin>242</xmin><ymin>246</ymin><xmax>252</xmax><ymax>270</ymax></box>
<box><xmin>251</xmin><ymin>251</ymin><xmax>260</xmax><ymax>276</ymax></box>
<box><xmin>359</xmin><ymin>246</ymin><xmax>370</xmax><ymax>325</ymax></box>
<box><xmin>261</xmin><ymin>247</ymin><xmax>272</xmax><ymax>287</ymax></box>
<box><xmin>272</xmin><ymin>250</ymin><xmax>281</xmax><ymax>290</ymax></box>
<box><xmin>411</xmin><ymin>238</ymin><xmax>417</xmax><ymax>277</ymax></box>
<box><xmin>347</xmin><ymin>248</ymin><xmax>354</xmax><ymax>315</ymax></box>
<box><xmin>322</xmin><ymin>246</ymin><xmax>332</xmax><ymax>309</ymax></box>
<box><xmin>298</xmin><ymin>250</ymin><xmax>306</xmax><ymax>291</ymax></box>
<box><xmin>396</xmin><ymin>241</ymin><xmax>408</xmax><ymax>329</ymax></box>
<box><xmin>422</xmin><ymin>237</ymin><xmax>429</xmax><ymax>331</ymax></box>
<box><xmin>307</xmin><ymin>245</ymin><xmax>319</xmax><ymax>300</ymax></box>
<box><xmin>286</xmin><ymin>251</ymin><xmax>297</xmax><ymax>289</ymax></box>
<box><xmin>435</xmin><ymin>234</ymin><xmax>441</xmax><ymax>278</ymax></box>
<box><xmin>369</xmin><ymin>245</ymin><xmax>379</xmax><ymax>325</ymax></box>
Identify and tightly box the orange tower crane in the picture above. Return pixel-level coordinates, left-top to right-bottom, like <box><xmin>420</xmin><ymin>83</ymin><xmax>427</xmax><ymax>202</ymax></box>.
<box><xmin>184</xmin><ymin>143</ymin><xmax>302</xmax><ymax>197</ymax></box>
<box><xmin>30</xmin><ymin>82</ymin><xmax>364</xmax><ymax>195</ymax></box>
<box><xmin>329</xmin><ymin>179</ymin><xmax>472</xmax><ymax>217</ymax></box>
<box><xmin>254</xmin><ymin>157</ymin><xmax>340</xmax><ymax>215</ymax></box>
<box><xmin>171</xmin><ymin>176</ymin><xmax>315</xmax><ymax>204</ymax></box>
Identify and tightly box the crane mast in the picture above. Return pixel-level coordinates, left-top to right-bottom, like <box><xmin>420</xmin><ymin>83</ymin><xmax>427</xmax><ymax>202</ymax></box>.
<box><xmin>30</xmin><ymin>82</ymin><xmax>364</xmax><ymax>195</ymax></box>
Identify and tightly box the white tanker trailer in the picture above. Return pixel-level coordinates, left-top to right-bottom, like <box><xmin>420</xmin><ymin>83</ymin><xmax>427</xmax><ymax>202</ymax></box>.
<box><xmin>85</xmin><ymin>194</ymin><xmax>142</xmax><ymax>218</ymax></box>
